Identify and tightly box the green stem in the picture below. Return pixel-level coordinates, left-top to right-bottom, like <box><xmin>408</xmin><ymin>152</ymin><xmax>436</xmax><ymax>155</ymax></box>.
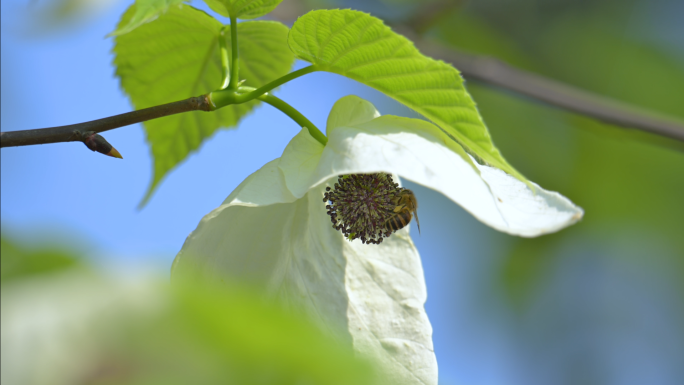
<box><xmin>229</xmin><ymin>15</ymin><xmax>239</xmax><ymax>90</ymax></box>
<box><xmin>219</xmin><ymin>26</ymin><xmax>230</xmax><ymax>89</ymax></box>
<box><xmin>243</xmin><ymin>66</ymin><xmax>317</xmax><ymax>102</ymax></box>
<box><xmin>257</xmin><ymin>92</ymin><xmax>327</xmax><ymax>146</ymax></box>
<box><xmin>210</xmin><ymin>66</ymin><xmax>317</xmax><ymax>109</ymax></box>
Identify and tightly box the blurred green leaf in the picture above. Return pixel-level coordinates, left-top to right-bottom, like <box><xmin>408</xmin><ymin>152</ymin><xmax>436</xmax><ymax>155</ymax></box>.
<box><xmin>0</xmin><ymin>236</ymin><xmax>82</xmax><ymax>284</ymax></box>
<box><xmin>18</xmin><ymin>0</ymin><xmax>118</xmax><ymax>33</ymax></box>
<box><xmin>434</xmin><ymin>12</ymin><xmax>534</xmax><ymax>70</ymax></box>
<box><xmin>537</xmin><ymin>15</ymin><xmax>684</xmax><ymax>120</ymax></box>
<box><xmin>113</xmin><ymin>4</ymin><xmax>294</xmax><ymax>206</ymax></box>
<box><xmin>288</xmin><ymin>9</ymin><xmax>527</xmax><ymax>184</ymax></box>
<box><xmin>97</xmin><ymin>282</ymin><xmax>375</xmax><ymax>384</ymax></box>
<box><xmin>1</xmin><ymin>270</ymin><xmax>373</xmax><ymax>385</ymax></box>
<box><xmin>166</xmin><ymin>283</ymin><xmax>374</xmax><ymax>385</ymax></box>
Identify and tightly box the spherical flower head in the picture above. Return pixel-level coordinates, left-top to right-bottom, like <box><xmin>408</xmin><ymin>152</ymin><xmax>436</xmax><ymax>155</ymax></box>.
<box><xmin>323</xmin><ymin>173</ymin><xmax>403</xmax><ymax>244</ymax></box>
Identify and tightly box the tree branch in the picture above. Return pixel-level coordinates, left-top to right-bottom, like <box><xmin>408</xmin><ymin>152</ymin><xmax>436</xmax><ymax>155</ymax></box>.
<box><xmin>0</xmin><ymin>95</ymin><xmax>211</xmax><ymax>148</ymax></box>
<box><xmin>382</xmin><ymin>0</ymin><xmax>684</xmax><ymax>143</ymax></box>
<box><xmin>399</xmin><ymin>28</ymin><xmax>684</xmax><ymax>142</ymax></box>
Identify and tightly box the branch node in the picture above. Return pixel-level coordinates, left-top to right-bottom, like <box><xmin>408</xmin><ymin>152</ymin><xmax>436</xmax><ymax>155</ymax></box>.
<box><xmin>70</xmin><ymin>130</ymin><xmax>84</xmax><ymax>141</ymax></box>
<box><xmin>191</xmin><ymin>95</ymin><xmax>212</xmax><ymax>112</ymax></box>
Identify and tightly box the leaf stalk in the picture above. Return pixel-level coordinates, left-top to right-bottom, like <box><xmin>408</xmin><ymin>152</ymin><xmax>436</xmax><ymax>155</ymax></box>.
<box><xmin>219</xmin><ymin>26</ymin><xmax>231</xmax><ymax>90</ymax></box>
<box><xmin>210</xmin><ymin>66</ymin><xmax>317</xmax><ymax>108</ymax></box>
<box><xmin>229</xmin><ymin>15</ymin><xmax>240</xmax><ymax>90</ymax></box>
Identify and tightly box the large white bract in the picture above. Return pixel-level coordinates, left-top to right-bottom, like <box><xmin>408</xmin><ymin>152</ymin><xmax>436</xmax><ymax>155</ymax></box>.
<box><xmin>173</xmin><ymin>95</ymin><xmax>583</xmax><ymax>385</ymax></box>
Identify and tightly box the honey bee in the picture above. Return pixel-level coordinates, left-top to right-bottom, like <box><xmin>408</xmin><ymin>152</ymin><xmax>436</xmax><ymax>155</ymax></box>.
<box><xmin>385</xmin><ymin>189</ymin><xmax>420</xmax><ymax>234</ymax></box>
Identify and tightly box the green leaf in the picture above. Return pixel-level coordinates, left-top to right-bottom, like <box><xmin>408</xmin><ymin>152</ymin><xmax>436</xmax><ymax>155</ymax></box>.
<box><xmin>288</xmin><ymin>9</ymin><xmax>527</xmax><ymax>184</ymax></box>
<box><xmin>108</xmin><ymin>0</ymin><xmax>186</xmax><ymax>37</ymax></box>
<box><xmin>1</xmin><ymin>236</ymin><xmax>83</xmax><ymax>284</ymax></box>
<box><xmin>113</xmin><ymin>4</ymin><xmax>294</xmax><ymax>206</ymax></box>
<box><xmin>3</xmin><ymin>271</ymin><xmax>374</xmax><ymax>384</ymax></box>
<box><xmin>203</xmin><ymin>0</ymin><xmax>283</xmax><ymax>19</ymax></box>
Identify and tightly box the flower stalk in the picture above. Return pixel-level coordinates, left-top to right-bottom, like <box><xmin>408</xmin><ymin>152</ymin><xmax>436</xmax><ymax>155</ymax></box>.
<box><xmin>255</xmin><ymin>92</ymin><xmax>327</xmax><ymax>146</ymax></box>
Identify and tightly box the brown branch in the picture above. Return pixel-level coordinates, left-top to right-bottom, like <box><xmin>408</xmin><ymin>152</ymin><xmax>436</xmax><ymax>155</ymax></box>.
<box><xmin>0</xmin><ymin>95</ymin><xmax>211</xmax><ymax>148</ymax></box>
<box><xmin>392</xmin><ymin>25</ymin><xmax>684</xmax><ymax>143</ymax></box>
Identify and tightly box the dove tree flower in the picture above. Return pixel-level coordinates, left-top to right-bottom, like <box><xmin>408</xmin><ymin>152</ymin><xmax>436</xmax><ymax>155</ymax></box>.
<box><xmin>107</xmin><ymin>3</ymin><xmax>586</xmax><ymax>384</ymax></box>
<box><xmin>173</xmin><ymin>95</ymin><xmax>583</xmax><ymax>385</ymax></box>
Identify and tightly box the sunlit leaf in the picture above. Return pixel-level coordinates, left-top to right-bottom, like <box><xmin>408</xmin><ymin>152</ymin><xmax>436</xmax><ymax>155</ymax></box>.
<box><xmin>288</xmin><ymin>9</ymin><xmax>527</xmax><ymax>184</ymax></box>
<box><xmin>109</xmin><ymin>0</ymin><xmax>186</xmax><ymax>37</ymax></box>
<box><xmin>113</xmin><ymin>4</ymin><xmax>294</xmax><ymax>206</ymax></box>
<box><xmin>203</xmin><ymin>0</ymin><xmax>283</xmax><ymax>19</ymax></box>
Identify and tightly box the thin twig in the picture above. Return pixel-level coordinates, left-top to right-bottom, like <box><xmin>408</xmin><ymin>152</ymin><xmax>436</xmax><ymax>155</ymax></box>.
<box><xmin>0</xmin><ymin>95</ymin><xmax>211</xmax><ymax>148</ymax></box>
<box><xmin>395</xmin><ymin>27</ymin><xmax>684</xmax><ymax>142</ymax></box>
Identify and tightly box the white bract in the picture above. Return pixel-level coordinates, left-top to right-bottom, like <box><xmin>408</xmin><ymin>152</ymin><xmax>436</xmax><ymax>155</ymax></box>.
<box><xmin>173</xmin><ymin>95</ymin><xmax>583</xmax><ymax>385</ymax></box>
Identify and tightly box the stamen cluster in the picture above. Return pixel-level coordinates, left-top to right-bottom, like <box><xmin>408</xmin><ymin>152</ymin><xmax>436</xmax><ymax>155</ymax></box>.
<box><xmin>323</xmin><ymin>173</ymin><xmax>402</xmax><ymax>244</ymax></box>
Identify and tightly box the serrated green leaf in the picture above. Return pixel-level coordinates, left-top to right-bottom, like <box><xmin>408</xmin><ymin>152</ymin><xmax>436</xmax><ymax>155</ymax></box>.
<box><xmin>113</xmin><ymin>4</ymin><xmax>294</xmax><ymax>206</ymax></box>
<box><xmin>203</xmin><ymin>0</ymin><xmax>283</xmax><ymax>19</ymax></box>
<box><xmin>108</xmin><ymin>0</ymin><xmax>186</xmax><ymax>37</ymax></box>
<box><xmin>288</xmin><ymin>9</ymin><xmax>527</xmax><ymax>184</ymax></box>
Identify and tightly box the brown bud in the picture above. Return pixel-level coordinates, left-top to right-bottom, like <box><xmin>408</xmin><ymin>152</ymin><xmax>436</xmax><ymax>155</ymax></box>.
<box><xmin>83</xmin><ymin>133</ymin><xmax>123</xmax><ymax>159</ymax></box>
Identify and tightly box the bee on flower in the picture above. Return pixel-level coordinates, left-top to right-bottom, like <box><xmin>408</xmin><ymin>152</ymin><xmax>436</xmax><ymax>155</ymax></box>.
<box><xmin>323</xmin><ymin>174</ymin><xmax>420</xmax><ymax>244</ymax></box>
